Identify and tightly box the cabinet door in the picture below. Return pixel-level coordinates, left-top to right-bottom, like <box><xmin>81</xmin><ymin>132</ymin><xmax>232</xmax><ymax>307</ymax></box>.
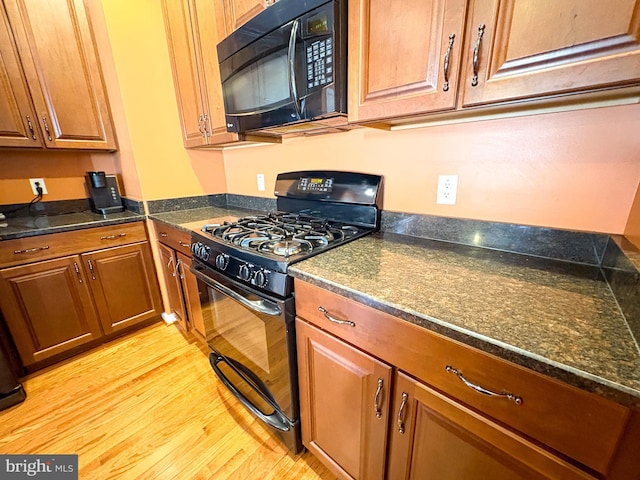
<box><xmin>3</xmin><ymin>0</ymin><xmax>117</xmax><ymax>150</ymax></box>
<box><xmin>348</xmin><ymin>0</ymin><xmax>468</xmax><ymax>123</ymax></box>
<box><xmin>0</xmin><ymin>2</ymin><xmax>43</xmax><ymax>148</ymax></box>
<box><xmin>221</xmin><ymin>0</ymin><xmax>267</xmax><ymax>33</ymax></box>
<box><xmin>192</xmin><ymin>0</ymin><xmax>242</xmax><ymax>145</ymax></box>
<box><xmin>162</xmin><ymin>0</ymin><xmax>208</xmax><ymax>148</ymax></box>
<box><xmin>387</xmin><ymin>372</ymin><xmax>594</xmax><ymax>480</ymax></box>
<box><xmin>296</xmin><ymin>319</ymin><xmax>391</xmax><ymax>480</ymax></box>
<box><xmin>157</xmin><ymin>243</ymin><xmax>187</xmax><ymax>332</ymax></box>
<box><xmin>83</xmin><ymin>243</ymin><xmax>162</xmax><ymax>335</ymax></box>
<box><xmin>176</xmin><ymin>251</ymin><xmax>206</xmax><ymax>341</ymax></box>
<box><xmin>0</xmin><ymin>256</ymin><xmax>102</xmax><ymax>367</ymax></box>
<box><xmin>461</xmin><ymin>0</ymin><xmax>640</xmax><ymax>107</ymax></box>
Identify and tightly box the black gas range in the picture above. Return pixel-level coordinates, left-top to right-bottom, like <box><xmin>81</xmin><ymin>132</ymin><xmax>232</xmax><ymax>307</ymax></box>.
<box><xmin>189</xmin><ymin>171</ymin><xmax>382</xmax><ymax>454</ymax></box>
<box><xmin>191</xmin><ymin>171</ymin><xmax>383</xmax><ymax>297</ymax></box>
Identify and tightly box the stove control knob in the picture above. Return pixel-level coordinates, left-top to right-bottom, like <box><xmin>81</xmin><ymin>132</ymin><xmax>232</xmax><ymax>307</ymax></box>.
<box><xmin>215</xmin><ymin>253</ymin><xmax>230</xmax><ymax>271</ymax></box>
<box><xmin>252</xmin><ymin>269</ymin><xmax>269</xmax><ymax>288</ymax></box>
<box><xmin>238</xmin><ymin>263</ymin><xmax>252</xmax><ymax>281</ymax></box>
<box><xmin>192</xmin><ymin>242</ymin><xmax>210</xmax><ymax>262</ymax></box>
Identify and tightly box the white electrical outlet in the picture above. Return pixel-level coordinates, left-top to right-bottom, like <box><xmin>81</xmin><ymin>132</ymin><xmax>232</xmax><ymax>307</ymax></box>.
<box><xmin>436</xmin><ymin>175</ymin><xmax>458</xmax><ymax>205</ymax></box>
<box><xmin>29</xmin><ymin>178</ymin><xmax>48</xmax><ymax>195</ymax></box>
<box><xmin>257</xmin><ymin>174</ymin><xmax>265</xmax><ymax>191</ymax></box>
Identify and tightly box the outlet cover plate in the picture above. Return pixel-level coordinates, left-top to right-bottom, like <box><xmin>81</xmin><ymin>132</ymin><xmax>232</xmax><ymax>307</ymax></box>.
<box><xmin>257</xmin><ymin>174</ymin><xmax>265</xmax><ymax>191</ymax></box>
<box><xmin>436</xmin><ymin>175</ymin><xmax>458</xmax><ymax>205</ymax></box>
<box><xmin>29</xmin><ymin>178</ymin><xmax>48</xmax><ymax>195</ymax></box>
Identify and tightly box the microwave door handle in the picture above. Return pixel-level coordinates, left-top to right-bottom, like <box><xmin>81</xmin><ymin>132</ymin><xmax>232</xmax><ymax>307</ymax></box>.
<box><xmin>288</xmin><ymin>19</ymin><xmax>302</xmax><ymax>118</ymax></box>
<box><xmin>209</xmin><ymin>353</ymin><xmax>291</xmax><ymax>432</ymax></box>
<box><xmin>191</xmin><ymin>266</ymin><xmax>282</xmax><ymax>317</ymax></box>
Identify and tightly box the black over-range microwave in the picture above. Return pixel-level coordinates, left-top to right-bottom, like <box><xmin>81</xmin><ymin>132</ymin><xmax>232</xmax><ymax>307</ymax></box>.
<box><xmin>217</xmin><ymin>0</ymin><xmax>348</xmax><ymax>135</ymax></box>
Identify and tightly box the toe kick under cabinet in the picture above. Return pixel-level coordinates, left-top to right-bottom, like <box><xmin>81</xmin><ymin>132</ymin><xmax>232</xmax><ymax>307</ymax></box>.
<box><xmin>294</xmin><ymin>279</ymin><xmax>640</xmax><ymax>480</ymax></box>
<box><xmin>0</xmin><ymin>222</ymin><xmax>162</xmax><ymax>370</ymax></box>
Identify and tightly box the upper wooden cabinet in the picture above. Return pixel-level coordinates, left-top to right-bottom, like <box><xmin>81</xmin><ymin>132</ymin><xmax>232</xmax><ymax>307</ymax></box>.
<box><xmin>0</xmin><ymin>0</ymin><xmax>117</xmax><ymax>150</ymax></box>
<box><xmin>349</xmin><ymin>0</ymin><xmax>640</xmax><ymax>124</ymax></box>
<box><xmin>460</xmin><ymin>0</ymin><xmax>640</xmax><ymax>107</ymax></box>
<box><xmin>216</xmin><ymin>0</ymin><xmax>267</xmax><ymax>37</ymax></box>
<box><xmin>348</xmin><ymin>0</ymin><xmax>468</xmax><ymax>122</ymax></box>
<box><xmin>162</xmin><ymin>0</ymin><xmax>278</xmax><ymax>148</ymax></box>
<box><xmin>0</xmin><ymin>2</ymin><xmax>43</xmax><ymax>148</ymax></box>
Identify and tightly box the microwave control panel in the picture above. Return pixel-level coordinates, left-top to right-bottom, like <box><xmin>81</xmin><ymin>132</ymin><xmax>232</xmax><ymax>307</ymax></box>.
<box><xmin>306</xmin><ymin>37</ymin><xmax>334</xmax><ymax>90</ymax></box>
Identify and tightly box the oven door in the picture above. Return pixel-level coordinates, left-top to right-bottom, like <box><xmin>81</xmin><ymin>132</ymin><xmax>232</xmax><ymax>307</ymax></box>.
<box><xmin>190</xmin><ymin>260</ymin><xmax>301</xmax><ymax>450</ymax></box>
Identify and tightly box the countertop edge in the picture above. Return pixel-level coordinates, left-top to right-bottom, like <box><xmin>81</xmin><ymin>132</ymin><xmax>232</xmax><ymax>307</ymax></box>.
<box><xmin>289</xmin><ymin>268</ymin><xmax>640</xmax><ymax>408</ymax></box>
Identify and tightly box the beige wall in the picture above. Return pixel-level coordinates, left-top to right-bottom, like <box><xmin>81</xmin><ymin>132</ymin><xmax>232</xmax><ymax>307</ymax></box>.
<box><xmin>1</xmin><ymin>1</ymin><xmax>638</xmax><ymax>238</ymax></box>
<box><xmin>224</xmin><ymin>104</ymin><xmax>640</xmax><ymax>234</ymax></box>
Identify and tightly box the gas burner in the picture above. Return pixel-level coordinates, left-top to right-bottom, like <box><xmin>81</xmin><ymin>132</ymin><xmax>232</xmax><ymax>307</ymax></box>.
<box><xmin>260</xmin><ymin>240</ymin><xmax>314</xmax><ymax>258</ymax></box>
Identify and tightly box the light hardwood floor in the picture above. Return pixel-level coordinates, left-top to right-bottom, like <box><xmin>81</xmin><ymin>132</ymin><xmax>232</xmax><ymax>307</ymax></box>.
<box><xmin>0</xmin><ymin>322</ymin><xmax>338</xmax><ymax>480</ymax></box>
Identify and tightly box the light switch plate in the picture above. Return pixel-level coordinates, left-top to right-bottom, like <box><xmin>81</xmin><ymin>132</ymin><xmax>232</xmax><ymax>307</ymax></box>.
<box><xmin>257</xmin><ymin>174</ymin><xmax>265</xmax><ymax>191</ymax></box>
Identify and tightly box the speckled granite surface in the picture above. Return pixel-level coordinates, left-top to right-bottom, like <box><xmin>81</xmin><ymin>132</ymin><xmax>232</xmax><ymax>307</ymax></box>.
<box><xmin>289</xmin><ymin>232</ymin><xmax>640</xmax><ymax>407</ymax></box>
<box><xmin>0</xmin><ymin>210</ymin><xmax>144</xmax><ymax>240</ymax></box>
<box><xmin>149</xmin><ymin>206</ymin><xmax>266</xmax><ymax>233</ymax></box>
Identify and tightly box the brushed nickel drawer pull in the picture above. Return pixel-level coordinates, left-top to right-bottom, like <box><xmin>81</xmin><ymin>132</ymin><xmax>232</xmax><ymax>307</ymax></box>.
<box><xmin>178</xmin><ymin>241</ymin><xmax>190</xmax><ymax>248</ymax></box>
<box><xmin>100</xmin><ymin>233</ymin><xmax>127</xmax><ymax>240</ymax></box>
<box><xmin>374</xmin><ymin>378</ymin><xmax>384</xmax><ymax>419</ymax></box>
<box><xmin>13</xmin><ymin>245</ymin><xmax>49</xmax><ymax>254</ymax></box>
<box><xmin>87</xmin><ymin>260</ymin><xmax>96</xmax><ymax>280</ymax></box>
<box><xmin>397</xmin><ymin>392</ymin><xmax>408</xmax><ymax>434</ymax></box>
<box><xmin>159</xmin><ymin>232</ymin><xmax>168</xmax><ymax>237</ymax></box>
<box><xmin>176</xmin><ymin>258</ymin><xmax>185</xmax><ymax>280</ymax></box>
<box><xmin>318</xmin><ymin>306</ymin><xmax>355</xmax><ymax>327</ymax></box>
<box><xmin>445</xmin><ymin>365</ymin><xmax>522</xmax><ymax>405</ymax></box>
<box><xmin>73</xmin><ymin>262</ymin><xmax>83</xmax><ymax>283</ymax></box>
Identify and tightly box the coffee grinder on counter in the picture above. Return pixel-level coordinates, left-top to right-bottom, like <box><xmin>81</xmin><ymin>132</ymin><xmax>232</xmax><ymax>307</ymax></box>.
<box><xmin>85</xmin><ymin>171</ymin><xmax>124</xmax><ymax>214</ymax></box>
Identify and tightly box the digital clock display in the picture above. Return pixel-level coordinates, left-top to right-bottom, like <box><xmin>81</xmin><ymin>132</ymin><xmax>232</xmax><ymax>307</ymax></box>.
<box><xmin>306</xmin><ymin>14</ymin><xmax>328</xmax><ymax>35</ymax></box>
<box><xmin>298</xmin><ymin>177</ymin><xmax>334</xmax><ymax>192</ymax></box>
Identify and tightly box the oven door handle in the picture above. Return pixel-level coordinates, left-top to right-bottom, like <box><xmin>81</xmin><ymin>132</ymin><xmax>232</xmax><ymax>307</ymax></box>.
<box><xmin>209</xmin><ymin>353</ymin><xmax>291</xmax><ymax>432</ymax></box>
<box><xmin>191</xmin><ymin>267</ymin><xmax>282</xmax><ymax>317</ymax></box>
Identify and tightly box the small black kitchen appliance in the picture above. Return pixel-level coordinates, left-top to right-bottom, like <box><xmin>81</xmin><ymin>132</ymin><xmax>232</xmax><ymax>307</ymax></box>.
<box><xmin>86</xmin><ymin>171</ymin><xmax>124</xmax><ymax>214</ymax></box>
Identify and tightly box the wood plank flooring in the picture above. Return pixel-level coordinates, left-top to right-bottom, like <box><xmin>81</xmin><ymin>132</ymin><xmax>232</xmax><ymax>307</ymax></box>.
<box><xmin>0</xmin><ymin>322</ymin><xmax>338</xmax><ymax>480</ymax></box>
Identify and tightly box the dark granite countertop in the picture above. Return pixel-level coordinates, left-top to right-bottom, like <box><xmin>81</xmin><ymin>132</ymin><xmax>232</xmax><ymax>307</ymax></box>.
<box><xmin>0</xmin><ymin>210</ymin><xmax>145</xmax><ymax>241</ymax></box>
<box><xmin>289</xmin><ymin>232</ymin><xmax>640</xmax><ymax>407</ymax></box>
<box><xmin>149</xmin><ymin>206</ymin><xmax>265</xmax><ymax>233</ymax></box>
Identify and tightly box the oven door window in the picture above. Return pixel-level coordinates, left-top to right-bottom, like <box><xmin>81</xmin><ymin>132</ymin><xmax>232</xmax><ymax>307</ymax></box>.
<box><xmin>198</xmin><ymin>276</ymin><xmax>294</xmax><ymax>422</ymax></box>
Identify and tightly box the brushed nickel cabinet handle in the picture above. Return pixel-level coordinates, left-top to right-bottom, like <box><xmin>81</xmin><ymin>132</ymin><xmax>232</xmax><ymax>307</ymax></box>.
<box><xmin>87</xmin><ymin>259</ymin><xmax>96</xmax><ymax>280</ymax></box>
<box><xmin>374</xmin><ymin>378</ymin><xmax>384</xmax><ymax>419</ymax></box>
<box><xmin>73</xmin><ymin>262</ymin><xmax>83</xmax><ymax>283</ymax></box>
<box><xmin>397</xmin><ymin>392</ymin><xmax>408</xmax><ymax>434</ymax></box>
<box><xmin>159</xmin><ymin>232</ymin><xmax>168</xmax><ymax>237</ymax></box>
<box><xmin>176</xmin><ymin>258</ymin><xmax>185</xmax><ymax>280</ymax></box>
<box><xmin>471</xmin><ymin>24</ymin><xmax>486</xmax><ymax>87</ymax></box>
<box><xmin>41</xmin><ymin>115</ymin><xmax>53</xmax><ymax>141</ymax></box>
<box><xmin>100</xmin><ymin>233</ymin><xmax>126</xmax><ymax>240</ymax></box>
<box><xmin>167</xmin><ymin>256</ymin><xmax>176</xmax><ymax>277</ymax></box>
<box><xmin>198</xmin><ymin>114</ymin><xmax>206</xmax><ymax>138</ymax></box>
<box><xmin>178</xmin><ymin>240</ymin><xmax>190</xmax><ymax>248</ymax></box>
<box><xmin>443</xmin><ymin>33</ymin><xmax>455</xmax><ymax>92</ymax></box>
<box><xmin>13</xmin><ymin>245</ymin><xmax>49</xmax><ymax>254</ymax></box>
<box><xmin>26</xmin><ymin>115</ymin><xmax>37</xmax><ymax>140</ymax></box>
<box><xmin>318</xmin><ymin>306</ymin><xmax>355</xmax><ymax>327</ymax></box>
<box><xmin>445</xmin><ymin>365</ymin><xmax>522</xmax><ymax>405</ymax></box>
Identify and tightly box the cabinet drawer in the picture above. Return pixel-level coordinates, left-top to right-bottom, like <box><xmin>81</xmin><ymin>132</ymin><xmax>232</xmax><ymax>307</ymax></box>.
<box><xmin>0</xmin><ymin>222</ymin><xmax>147</xmax><ymax>268</ymax></box>
<box><xmin>294</xmin><ymin>279</ymin><xmax>629</xmax><ymax>474</ymax></box>
<box><xmin>152</xmin><ymin>221</ymin><xmax>191</xmax><ymax>256</ymax></box>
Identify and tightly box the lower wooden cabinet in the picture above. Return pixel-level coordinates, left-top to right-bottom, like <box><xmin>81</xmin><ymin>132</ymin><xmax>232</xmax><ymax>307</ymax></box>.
<box><xmin>0</xmin><ymin>222</ymin><xmax>162</xmax><ymax>369</ymax></box>
<box><xmin>83</xmin><ymin>243</ymin><xmax>162</xmax><ymax>335</ymax></box>
<box><xmin>0</xmin><ymin>256</ymin><xmax>103</xmax><ymax>366</ymax></box>
<box><xmin>387</xmin><ymin>372</ymin><xmax>592</xmax><ymax>480</ymax></box>
<box><xmin>151</xmin><ymin>220</ymin><xmax>205</xmax><ymax>342</ymax></box>
<box><xmin>296</xmin><ymin>319</ymin><xmax>391</xmax><ymax>480</ymax></box>
<box><xmin>294</xmin><ymin>279</ymin><xmax>635</xmax><ymax>480</ymax></box>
